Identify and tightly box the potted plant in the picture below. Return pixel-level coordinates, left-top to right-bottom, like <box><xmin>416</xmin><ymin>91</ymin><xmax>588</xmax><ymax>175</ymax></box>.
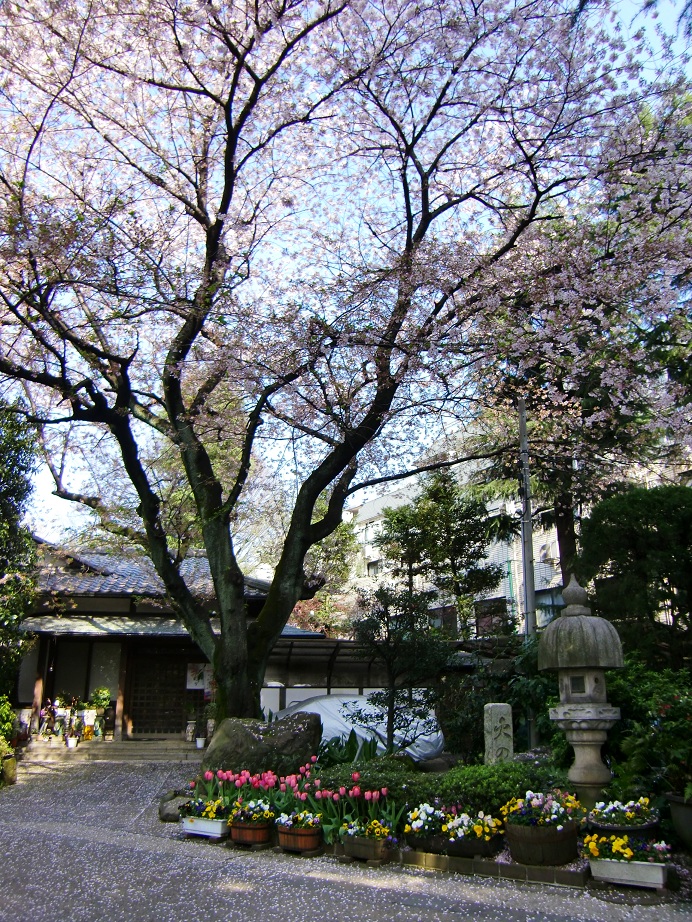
<box><xmin>405</xmin><ymin>803</ymin><xmax>503</xmax><ymax>858</ymax></box>
<box><xmin>340</xmin><ymin>818</ymin><xmax>398</xmax><ymax>862</ymax></box>
<box><xmin>0</xmin><ymin>737</ymin><xmax>17</xmax><ymax>785</ymax></box>
<box><xmin>276</xmin><ymin>810</ymin><xmax>323</xmax><ymax>853</ymax></box>
<box><xmin>620</xmin><ymin>691</ymin><xmax>692</xmax><ymax>849</ymax></box>
<box><xmin>179</xmin><ymin>795</ymin><xmax>232</xmax><ymax>840</ymax></box>
<box><xmin>587</xmin><ymin>797</ymin><xmax>659</xmax><ymax>838</ymax></box>
<box><xmin>89</xmin><ymin>687</ymin><xmax>111</xmax><ymax>715</ymax></box>
<box><xmin>194</xmin><ymin>719</ymin><xmax>206</xmax><ymax>749</ymax></box>
<box><xmin>204</xmin><ymin>701</ymin><xmax>217</xmax><ymax>740</ymax></box>
<box><xmin>184</xmin><ymin>703</ymin><xmax>197</xmax><ymax>742</ymax></box>
<box><xmin>228</xmin><ymin>798</ymin><xmax>275</xmax><ymax>846</ymax></box>
<box><xmin>501</xmin><ymin>790</ymin><xmax>585</xmax><ymax>866</ymax></box>
<box><xmin>583</xmin><ymin>833</ymin><xmax>671</xmax><ymax>890</ymax></box>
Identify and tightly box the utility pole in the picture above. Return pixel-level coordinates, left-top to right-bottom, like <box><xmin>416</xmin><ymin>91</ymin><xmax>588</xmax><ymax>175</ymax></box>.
<box><xmin>518</xmin><ymin>397</ymin><xmax>536</xmax><ymax>638</ymax></box>
<box><xmin>518</xmin><ymin>397</ymin><xmax>538</xmax><ymax>749</ymax></box>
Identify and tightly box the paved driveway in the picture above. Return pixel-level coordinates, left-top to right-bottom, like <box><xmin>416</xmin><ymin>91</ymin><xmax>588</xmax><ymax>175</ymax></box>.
<box><xmin>1</xmin><ymin>762</ymin><xmax>691</xmax><ymax>922</ymax></box>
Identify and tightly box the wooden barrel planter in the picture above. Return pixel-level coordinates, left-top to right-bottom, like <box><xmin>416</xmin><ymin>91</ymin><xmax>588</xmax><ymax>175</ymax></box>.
<box><xmin>342</xmin><ymin>835</ymin><xmax>393</xmax><ymax>862</ymax></box>
<box><xmin>276</xmin><ymin>825</ymin><xmax>323</xmax><ymax>853</ymax></box>
<box><xmin>505</xmin><ymin>821</ymin><xmax>578</xmax><ymax>866</ymax></box>
<box><xmin>407</xmin><ymin>833</ymin><xmax>503</xmax><ymax>858</ymax></box>
<box><xmin>667</xmin><ymin>795</ymin><xmax>692</xmax><ymax>850</ymax></box>
<box><xmin>230</xmin><ymin>822</ymin><xmax>273</xmax><ymax>846</ymax></box>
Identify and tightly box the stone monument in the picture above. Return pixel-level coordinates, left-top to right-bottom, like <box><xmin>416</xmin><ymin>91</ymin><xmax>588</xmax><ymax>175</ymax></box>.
<box><xmin>538</xmin><ymin>574</ymin><xmax>623</xmax><ymax>809</ymax></box>
<box><xmin>484</xmin><ymin>702</ymin><xmax>514</xmax><ymax>764</ymax></box>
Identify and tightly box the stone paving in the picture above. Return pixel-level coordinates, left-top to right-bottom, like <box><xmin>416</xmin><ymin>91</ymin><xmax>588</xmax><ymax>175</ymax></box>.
<box><xmin>1</xmin><ymin>761</ymin><xmax>691</xmax><ymax>922</ymax></box>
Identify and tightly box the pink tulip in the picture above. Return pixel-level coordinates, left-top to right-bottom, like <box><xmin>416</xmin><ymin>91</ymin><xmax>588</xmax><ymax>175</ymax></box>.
<box><xmin>300</xmin><ymin>792</ymin><xmax>308</xmax><ymax>801</ymax></box>
<box><xmin>311</xmin><ymin>755</ymin><xmax>317</xmax><ymax>763</ymax></box>
<box><xmin>351</xmin><ymin>786</ymin><xmax>361</xmax><ymax>797</ymax></box>
<box><xmin>364</xmin><ymin>791</ymin><xmax>372</xmax><ymax>801</ymax></box>
<box><xmin>314</xmin><ymin>779</ymin><xmax>321</xmax><ymax>789</ymax></box>
<box><xmin>189</xmin><ymin>781</ymin><xmax>196</xmax><ymax>789</ymax></box>
<box><xmin>372</xmin><ymin>790</ymin><xmax>380</xmax><ymax>801</ymax></box>
<box><xmin>280</xmin><ymin>783</ymin><xmax>286</xmax><ymax>792</ymax></box>
<box><xmin>339</xmin><ymin>787</ymin><xmax>346</xmax><ymax>796</ymax></box>
<box><xmin>204</xmin><ymin>771</ymin><xmax>213</xmax><ymax>781</ymax></box>
<box><xmin>333</xmin><ymin>793</ymin><xmax>340</xmax><ymax>802</ymax></box>
<box><xmin>315</xmin><ymin>790</ymin><xmax>322</xmax><ymax>799</ymax></box>
<box><xmin>235</xmin><ymin>780</ymin><xmax>243</xmax><ymax>788</ymax></box>
<box><xmin>217</xmin><ymin>770</ymin><xmax>224</xmax><ymax>780</ymax></box>
<box><xmin>351</xmin><ymin>772</ymin><xmax>360</xmax><ymax>782</ymax></box>
<box><xmin>381</xmin><ymin>788</ymin><xmax>388</xmax><ymax>797</ymax></box>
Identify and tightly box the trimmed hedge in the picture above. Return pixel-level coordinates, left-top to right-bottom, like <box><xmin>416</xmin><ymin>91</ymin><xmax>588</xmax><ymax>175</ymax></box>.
<box><xmin>313</xmin><ymin>755</ymin><xmax>568</xmax><ymax>814</ymax></box>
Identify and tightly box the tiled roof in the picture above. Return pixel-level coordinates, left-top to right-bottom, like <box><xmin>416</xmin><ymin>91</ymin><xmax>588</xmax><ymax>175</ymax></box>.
<box><xmin>36</xmin><ymin>545</ymin><xmax>270</xmax><ymax>600</ymax></box>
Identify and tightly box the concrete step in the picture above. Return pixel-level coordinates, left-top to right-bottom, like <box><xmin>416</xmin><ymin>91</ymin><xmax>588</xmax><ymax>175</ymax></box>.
<box><xmin>20</xmin><ymin>739</ymin><xmax>205</xmax><ymax>763</ymax></box>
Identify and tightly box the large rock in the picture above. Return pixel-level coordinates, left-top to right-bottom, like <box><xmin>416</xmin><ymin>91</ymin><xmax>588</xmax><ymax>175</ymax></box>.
<box><xmin>201</xmin><ymin>712</ymin><xmax>322</xmax><ymax>775</ymax></box>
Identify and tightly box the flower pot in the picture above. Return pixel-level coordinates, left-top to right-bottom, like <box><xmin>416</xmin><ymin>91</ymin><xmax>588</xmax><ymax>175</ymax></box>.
<box><xmin>2</xmin><ymin>755</ymin><xmax>17</xmax><ymax>785</ymax></box>
<box><xmin>505</xmin><ymin>821</ymin><xmax>578</xmax><ymax>866</ymax></box>
<box><xmin>277</xmin><ymin>825</ymin><xmax>323</xmax><ymax>853</ymax></box>
<box><xmin>342</xmin><ymin>835</ymin><xmax>393</xmax><ymax>862</ymax></box>
<box><xmin>587</xmin><ymin>818</ymin><xmax>660</xmax><ymax>840</ymax></box>
<box><xmin>667</xmin><ymin>794</ymin><xmax>692</xmax><ymax>851</ymax></box>
<box><xmin>589</xmin><ymin>858</ymin><xmax>667</xmax><ymax>890</ymax></box>
<box><xmin>230</xmin><ymin>822</ymin><xmax>272</xmax><ymax>846</ymax></box>
<box><xmin>65</xmin><ymin>736</ymin><xmax>78</xmax><ymax>750</ymax></box>
<box><xmin>195</xmin><ymin>737</ymin><xmax>205</xmax><ymax>749</ymax></box>
<box><xmin>407</xmin><ymin>832</ymin><xmax>503</xmax><ymax>858</ymax></box>
<box><xmin>180</xmin><ymin>817</ymin><xmax>229</xmax><ymax>840</ymax></box>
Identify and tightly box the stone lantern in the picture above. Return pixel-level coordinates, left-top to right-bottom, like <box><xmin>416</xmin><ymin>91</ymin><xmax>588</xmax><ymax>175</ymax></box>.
<box><xmin>538</xmin><ymin>575</ymin><xmax>623</xmax><ymax>809</ymax></box>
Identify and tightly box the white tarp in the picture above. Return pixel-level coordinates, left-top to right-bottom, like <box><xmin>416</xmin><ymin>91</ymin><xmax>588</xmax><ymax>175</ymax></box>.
<box><xmin>276</xmin><ymin>693</ymin><xmax>444</xmax><ymax>761</ymax></box>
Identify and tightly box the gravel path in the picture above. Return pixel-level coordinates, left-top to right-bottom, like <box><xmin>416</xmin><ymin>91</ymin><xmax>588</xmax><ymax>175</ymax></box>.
<box><xmin>1</xmin><ymin>762</ymin><xmax>691</xmax><ymax>922</ymax></box>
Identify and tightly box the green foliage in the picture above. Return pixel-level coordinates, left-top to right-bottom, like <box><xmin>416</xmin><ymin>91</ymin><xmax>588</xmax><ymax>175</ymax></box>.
<box><xmin>604</xmin><ymin>658</ymin><xmax>692</xmax><ymax>799</ymax></box>
<box><xmin>0</xmin><ymin>736</ymin><xmax>13</xmax><ymax>759</ymax></box>
<box><xmin>376</xmin><ymin>470</ymin><xmax>509</xmax><ymax>639</ymax></box>
<box><xmin>0</xmin><ymin>695</ymin><xmax>16</xmax><ymax>742</ymax></box>
<box><xmin>437</xmin><ymin>637</ymin><xmax>560</xmax><ymax>759</ymax></box>
<box><xmin>0</xmin><ymin>405</ymin><xmax>37</xmax><ymax>695</ymax></box>
<box><xmin>578</xmin><ymin>486</ymin><xmax>692</xmax><ymax>668</ymax></box>
<box><xmin>314</xmin><ymin>755</ymin><xmax>440</xmax><ymax>808</ymax></box>
<box><xmin>349</xmin><ymin>587</ymin><xmax>450</xmax><ymax>751</ymax></box>
<box><xmin>89</xmin><ymin>687</ymin><xmax>112</xmax><ymax>710</ymax></box>
<box><xmin>317</xmin><ymin>730</ymin><xmax>379</xmax><ymax>768</ymax></box>
<box><xmin>436</xmin><ymin>760</ymin><xmax>569</xmax><ymax>815</ymax></box>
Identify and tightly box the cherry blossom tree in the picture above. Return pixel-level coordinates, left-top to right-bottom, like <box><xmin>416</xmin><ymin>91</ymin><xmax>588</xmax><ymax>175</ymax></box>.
<box><xmin>0</xmin><ymin>0</ymin><xmax>689</xmax><ymax>716</ymax></box>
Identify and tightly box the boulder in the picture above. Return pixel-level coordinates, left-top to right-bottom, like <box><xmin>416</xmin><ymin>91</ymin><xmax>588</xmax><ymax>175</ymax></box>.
<box><xmin>159</xmin><ymin>791</ymin><xmax>190</xmax><ymax>822</ymax></box>
<box><xmin>201</xmin><ymin>712</ymin><xmax>322</xmax><ymax>775</ymax></box>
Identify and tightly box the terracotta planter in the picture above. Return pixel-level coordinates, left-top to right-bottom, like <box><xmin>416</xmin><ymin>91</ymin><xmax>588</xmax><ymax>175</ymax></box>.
<box><xmin>230</xmin><ymin>822</ymin><xmax>272</xmax><ymax>846</ymax></box>
<box><xmin>342</xmin><ymin>835</ymin><xmax>393</xmax><ymax>862</ymax></box>
<box><xmin>2</xmin><ymin>755</ymin><xmax>17</xmax><ymax>785</ymax></box>
<box><xmin>667</xmin><ymin>794</ymin><xmax>692</xmax><ymax>851</ymax></box>
<box><xmin>180</xmin><ymin>817</ymin><xmax>229</xmax><ymax>840</ymax></box>
<box><xmin>407</xmin><ymin>832</ymin><xmax>503</xmax><ymax>858</ymax></box>
<box><xmin>276</xmin><ymin>825</ymin><xmax>323</xmax><ymax>853</ymax></box>
<box><xmin>589</xmin><ymin>858</ymin><xmax>667</xmax><ymax>890</ymax></box>
<box><xmin>505</xmin><ymin>821</ymin><xmax>578</xmax><ymax>866</ymax></box>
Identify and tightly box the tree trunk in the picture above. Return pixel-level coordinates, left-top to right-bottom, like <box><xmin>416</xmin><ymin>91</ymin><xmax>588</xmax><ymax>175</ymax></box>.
<box><xmin>554</xmin><ymin>491</ymin><xmax>577</xmax><ymax>587</ymax></box>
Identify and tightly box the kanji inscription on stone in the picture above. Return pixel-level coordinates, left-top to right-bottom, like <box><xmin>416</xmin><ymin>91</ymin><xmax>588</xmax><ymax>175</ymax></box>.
<box><xmin>484</xmin><ymin>702</ymin><xmax>513</xmax><ymax>764</ymax></box>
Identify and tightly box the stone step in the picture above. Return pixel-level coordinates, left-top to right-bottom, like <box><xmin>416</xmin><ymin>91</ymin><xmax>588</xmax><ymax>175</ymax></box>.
<box><xmin>20</xmin><ymin>739</ymin><xmax>205</xmax><ymax>763</ymax></box>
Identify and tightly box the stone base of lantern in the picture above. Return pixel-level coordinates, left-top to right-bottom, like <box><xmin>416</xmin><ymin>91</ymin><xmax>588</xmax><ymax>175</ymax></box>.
<box><xmin>550</xmin><ymin>705</ymin><xmax>620</xmax><ymax>811</ymax></box>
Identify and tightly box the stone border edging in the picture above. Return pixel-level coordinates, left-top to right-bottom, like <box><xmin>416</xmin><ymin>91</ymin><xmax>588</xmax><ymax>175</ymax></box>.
<box><xmin>320</xmin><ymin>843</ymin><xmax>590</xmax><ymax>888</ymax></box>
